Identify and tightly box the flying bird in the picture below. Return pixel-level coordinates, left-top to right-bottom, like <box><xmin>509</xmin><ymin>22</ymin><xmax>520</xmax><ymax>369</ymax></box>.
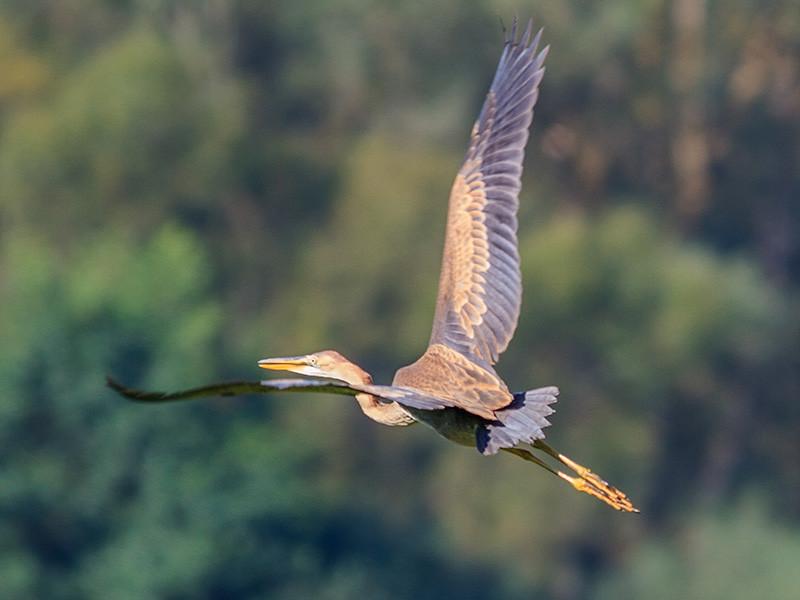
<box><xmin>108</xmin><ymin>19</ymin><xmax>637</xmax><ymax>512</ymax></box>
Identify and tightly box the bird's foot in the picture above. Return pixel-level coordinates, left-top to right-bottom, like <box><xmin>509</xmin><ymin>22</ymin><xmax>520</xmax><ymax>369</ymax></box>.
<box><xmin>556</xmin><ymin>455</ymin><xmax>639</xmax><ymax>513</ymax></box>
<box><xmin>528</xmin><ymin>440</ymin><xmax>638</xmax><ymax>512</ymax></box>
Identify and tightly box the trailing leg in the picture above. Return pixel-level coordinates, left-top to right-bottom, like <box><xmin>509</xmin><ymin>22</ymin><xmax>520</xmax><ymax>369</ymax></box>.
<box><xmin>503</xmin><ymin>443</ymin><xmax>639</xmax><ymax>513</ymax></box>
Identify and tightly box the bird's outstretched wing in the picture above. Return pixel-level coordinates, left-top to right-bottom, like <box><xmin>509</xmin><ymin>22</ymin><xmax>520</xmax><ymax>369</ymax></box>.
<box><xmin>106</xmin><ymin>376</ymin><xmax>454</xmax><ymax>412</ymax></box>
<box><xmin>107</xmin><ymin>376</ymin><xmax>361</xmax><ymax>402</ymax></box>
<box><xmin>429</xmin><ymin>18</ymin><xmax>547</xmax><ymax>365</ymax></box>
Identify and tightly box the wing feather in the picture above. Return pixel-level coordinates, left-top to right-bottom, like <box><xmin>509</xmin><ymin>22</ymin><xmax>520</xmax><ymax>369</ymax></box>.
<box><xmin>107</xmin><ymin>376</ymin><xmax>365</xmax><ymax>402</ymax></box>
<box><xmin>429</xmin><ymin>19</ymin><xmax>548</xmax><ymax>364</ymax></box>
<box><xmin>107</xmin><ymin>376</ymin><xmax>455</xmax><ymax>413</ymax></box>
<box><xmin>476</xmin><ymin>386</ymin><xmax>558</xmax><ymax>455</ymax></box>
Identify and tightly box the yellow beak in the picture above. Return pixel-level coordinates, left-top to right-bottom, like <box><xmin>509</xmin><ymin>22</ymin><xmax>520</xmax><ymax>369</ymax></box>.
<box><xmin>258</xmin><ymin>357</ymin><xmax>308</xmax><ymax>371</ymax></box>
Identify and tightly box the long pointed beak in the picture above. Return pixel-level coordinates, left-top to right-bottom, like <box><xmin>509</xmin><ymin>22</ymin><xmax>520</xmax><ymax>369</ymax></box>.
<box><xmin>258</xmin><ymin>356</ymin><xmax>309</xmax><ymax>371</ymax></box>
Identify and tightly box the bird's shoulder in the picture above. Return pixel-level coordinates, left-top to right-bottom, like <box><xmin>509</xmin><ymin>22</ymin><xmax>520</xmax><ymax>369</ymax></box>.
<box><xmin>392</xmin><ymin>344</ymin><xmax>512</xmax><ymax>420</ymax></box>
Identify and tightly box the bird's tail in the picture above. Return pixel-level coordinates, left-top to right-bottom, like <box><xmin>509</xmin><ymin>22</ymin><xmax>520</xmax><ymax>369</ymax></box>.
<box><xmin>476</xmin><ymin>386</ymin><xmax>558</xmax><ymax>456</ymax></box>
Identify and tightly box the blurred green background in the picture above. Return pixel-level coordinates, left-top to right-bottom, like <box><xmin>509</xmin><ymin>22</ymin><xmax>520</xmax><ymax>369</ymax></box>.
<box><xmin>1</xmin><ymin>0</ymin><xmax>799</xmax><ymax>598</ymax></box>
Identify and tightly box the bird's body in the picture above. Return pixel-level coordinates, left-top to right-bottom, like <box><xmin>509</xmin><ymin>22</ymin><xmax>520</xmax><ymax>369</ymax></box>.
<box><xmin>108</xmin><ymin>19</ymin><xmax>638</xmax><ymax>512</ymax></box>
<box><xmin>393</xmin><ymin>344</ymin><xmax>511</xmax><ymax>421</ymax></box>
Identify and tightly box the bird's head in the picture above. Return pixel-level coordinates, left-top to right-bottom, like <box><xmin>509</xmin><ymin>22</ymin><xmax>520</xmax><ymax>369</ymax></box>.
<box><xmin>258</xmin><ymin>350</ymin><xmax>371</xmax><ymax>386</ymax></box>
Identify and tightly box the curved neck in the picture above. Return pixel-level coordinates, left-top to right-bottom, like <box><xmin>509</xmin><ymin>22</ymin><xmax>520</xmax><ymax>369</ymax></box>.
<box><xmin>336</xmin><ymin>361</ymin><xmax>414</xmax><ymax>427</ymax></box>
<box><xmin>354</xmin><ymin>392</ymin><xmax>415</xmax><ymax>426</ymax></box>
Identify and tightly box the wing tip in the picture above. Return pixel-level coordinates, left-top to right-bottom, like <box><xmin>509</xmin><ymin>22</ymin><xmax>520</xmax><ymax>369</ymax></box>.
<box><xmin>106</xmin><ymin>375</ymin><xmax>161</xmax><ymax>401</ymax></box>
<box><xmin>502</xmin><ymin>16</ymin><xmax>543</xmax><ymax>52</ymax></box>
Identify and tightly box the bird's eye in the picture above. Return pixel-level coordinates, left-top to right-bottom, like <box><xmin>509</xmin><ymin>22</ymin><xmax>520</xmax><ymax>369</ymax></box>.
<box><xmin>309</xmin><ymin>356</ymin><xmax>318</xmax><ymax>366</ymax></box>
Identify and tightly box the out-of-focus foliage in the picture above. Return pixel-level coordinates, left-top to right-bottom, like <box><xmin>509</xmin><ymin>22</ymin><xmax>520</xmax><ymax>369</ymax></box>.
<box><xmin>593</xmin><ymin>496</ymin><xmax>800</xmax><ymax>600</ymax></box>
<box><xmin>1</xmin><ymin>1</ymin><xmax>799</xmax><ymax>599</ymax></box>
<box><xmin>0</xmin><ymin>30</ymin><xmax>246</xmax><ymax>240</ymax></box>
<box><xmin>0</xmin><ymin>21</ymin><xmax>50</xmax><ymax>102</ymax></box>
<box><xmin>262</xmin><ymin>133</ymin><xmax>454</xmax><ymax>361</ymax></box>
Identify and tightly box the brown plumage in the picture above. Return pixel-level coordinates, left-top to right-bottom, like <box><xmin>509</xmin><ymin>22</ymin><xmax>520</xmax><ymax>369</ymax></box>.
<box><xmin>107</xmin><ymin>19</ymin><xmax>637</xmax><ymax>512</ymax></box>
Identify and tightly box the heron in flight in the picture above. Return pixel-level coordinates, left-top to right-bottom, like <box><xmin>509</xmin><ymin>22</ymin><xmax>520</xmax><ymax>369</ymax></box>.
<box><xmin>108</xmin><ymin>19</ymin><xmax>637</xmax><ymax>512</ymax></box>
